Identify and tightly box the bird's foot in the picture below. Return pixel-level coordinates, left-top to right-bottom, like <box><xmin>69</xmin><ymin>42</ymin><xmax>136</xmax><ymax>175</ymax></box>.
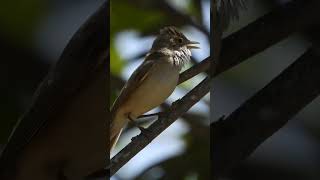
<box><xmin>127</xmin><ymin>113</ymin><xmax>153</xmax><ymax>141</ymax></box>
<box><xmin>130</xmin><ymin>126</ymin><xmax>153</xmax><ymax>142</ymax></box>
<box><xmin>138</xmin><ymin>126</ymin><xmax>153</xmax><ymax>141</ymax></box>
<box><xmin>128</xmin><ymin>114</ymin><xmax>151</xmax><ymax>140</ymax></box>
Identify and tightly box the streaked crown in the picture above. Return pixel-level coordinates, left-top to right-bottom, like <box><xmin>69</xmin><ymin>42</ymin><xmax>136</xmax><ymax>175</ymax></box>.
<box><xmin>151</xmin><ymin>26</ymin><xmax>199</xmax><ymax>51</ymax></box>
<box><xmin>149</xmin><ymin>26</ymin><xmax>199</xmax><ymax>68</ymax></box>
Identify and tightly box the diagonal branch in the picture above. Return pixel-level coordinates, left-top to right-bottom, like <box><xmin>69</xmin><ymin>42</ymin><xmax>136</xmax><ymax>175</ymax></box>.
<box><xmin>178</xmin><ymin>57</ymin><xmax>210</xmax><ymax>84</ymax></box>
<box><xmin>0</xmin><ymin>0</ymin><xmax>109</xmax><ymax>178</ymax></box>
<box><xmin>212</xmin><ymin>46</ymin><xmax>320</xmax><ymax>177</ymax></box>
<box><xmin>217</xmin><ymin>0</ymin><xmax>320</xmax><ymax>74</ymax></box>
<box><xmin>110</xmin><ymin>77</ymin><xmax>211</xmax><ymax>176</ymax></box>
<box><xmin>180</xmin><ymin>0</ymin><xmax>320</xmax><ymax>82</ymax></box>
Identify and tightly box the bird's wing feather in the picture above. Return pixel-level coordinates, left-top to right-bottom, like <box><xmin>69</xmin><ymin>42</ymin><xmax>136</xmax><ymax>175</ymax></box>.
<box><xmin>110</xmin><ymin>52</ymin><xmax>166</xmax><ymax>123</ymax></box>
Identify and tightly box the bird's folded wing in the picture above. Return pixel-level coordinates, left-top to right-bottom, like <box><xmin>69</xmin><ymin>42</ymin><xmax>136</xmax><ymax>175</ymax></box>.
<box><xmin>110</xmin><ymin>52</ymin><xmax>168</xmax><ymax>123</ymax></box>
<box><xmin>110</xmin><ymin>58</ymin><xmax>155</xmax><ymax>123</ymax></box>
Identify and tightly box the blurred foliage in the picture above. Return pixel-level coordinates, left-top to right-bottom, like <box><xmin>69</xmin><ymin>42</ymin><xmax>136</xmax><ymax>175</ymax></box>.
<box><xmin>110</xmin><ymin>0</ymin><xmax>203</xmax><ymax>37</ymax></box>
<box><xmin>0</xmin><ymin>0</ymin><xmax>46</xmax><ymax>44</ymax></box>
<box><xmin>110</xmin><ymin>42</ymin><xmax>125</xmax><ymax>76</ymax></box>
<box><xmin>110</xmin><ymin>1</ymin><xmax>166</xmax><ymax>37</ymax></box>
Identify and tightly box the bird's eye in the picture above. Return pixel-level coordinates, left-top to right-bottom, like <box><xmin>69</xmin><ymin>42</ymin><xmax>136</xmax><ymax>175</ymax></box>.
<box><xmin>177</xmin><ymin>38</ymin><xmax>183</xmax><ymax>44</ymax></box>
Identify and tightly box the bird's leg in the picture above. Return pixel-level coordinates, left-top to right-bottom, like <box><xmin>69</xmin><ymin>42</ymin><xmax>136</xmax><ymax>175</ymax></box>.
<box><xmin>127</xmin><ymin>113</ymin><xmax>143</xmax><ymax>130</ymax></box>
<box><xmin>127</xmin><ymin>113</ymin><xmax>153</xmax><ymax>140</ymax></box>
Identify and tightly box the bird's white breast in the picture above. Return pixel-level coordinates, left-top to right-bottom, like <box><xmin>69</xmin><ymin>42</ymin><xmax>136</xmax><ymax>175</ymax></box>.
<box><xmin>121</xmin><ymin>60</ymin><xmax>179</xmax><ymax>119</ymax></box>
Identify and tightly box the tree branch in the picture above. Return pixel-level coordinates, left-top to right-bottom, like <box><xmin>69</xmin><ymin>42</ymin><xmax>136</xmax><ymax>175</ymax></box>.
<box><xmin>212</xmin><ymin>46</ymin><xmax>320</xmax><ymax>177</ymax></box>
<box><xmin>178</xmin><ymin>57</ymin><xmax>210</xmax><ymax>84</ymax></box>
<box><xmin>0</xmin><ymin>0</ymin><xmax>109</xmax><ymax>178</ymax></box>
<box><xmin>216</xmin><ymin>0</ymin><xmax>320</xmax><ymax>76</ymax></box>
<box><xmin>181</xmin><ymin>0</ymin><xmax>320</xmax><ymax>82</ymax></box>
<box><xmin>110</xmin><ymin>77</ymin><xmax>211</xmax><ymax>176</ymax></box>
<box><xmin>210</xmin><ymin>1</ymin><xmax>320</xmax><ymax>176</ymax></box>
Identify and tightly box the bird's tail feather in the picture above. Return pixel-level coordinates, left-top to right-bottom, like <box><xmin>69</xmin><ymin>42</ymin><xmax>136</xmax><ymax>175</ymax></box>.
<box><xmin>109</xmin><ymin>128</ymin><xmax>123</xmax><ymax>152</ymax></box>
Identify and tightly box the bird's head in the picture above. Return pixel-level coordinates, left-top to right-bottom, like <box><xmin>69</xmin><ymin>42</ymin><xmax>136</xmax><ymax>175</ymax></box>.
<box><xmin>151</xmin><ymin>26</ymin><xmax>200</xmax><ymax>52</ymax></box>
<box><xmin>149</xmin><ymin>26</ymin><xmax>199</xmax><ymax>67</ymax></box>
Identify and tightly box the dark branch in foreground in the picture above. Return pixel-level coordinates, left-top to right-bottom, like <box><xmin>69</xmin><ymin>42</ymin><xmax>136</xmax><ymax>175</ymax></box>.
<box><xmin>216</xmin><ymin>0</ymin><xmax>320</xmax><ymax>76</ymax></box>
<box><xmin>181</xmin><ymin>0</ymin><xmax>320</xmax><ymax>82</ymax></box>
<box><xmin>211</xmin><ymin>0</ymin><xmax>320</xmax><ymax>177</ymax></box>
<box><xmin>110</xmin><ymin>77</ymin><xmax>211</xmax><ymax>176</ymax></box>
<box><xmin>212</xmin><ymin>46</ymin><xmax>320</xmax><ymax>177</ymax></box>
<box><xmin>0</xmin><ymin>1</ymin><xmax>109</xmax><ymax>179</ymax></box>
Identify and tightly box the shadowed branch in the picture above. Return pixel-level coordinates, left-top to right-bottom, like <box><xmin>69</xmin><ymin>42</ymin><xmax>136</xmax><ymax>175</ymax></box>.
<box><xmin>212</xmin><ymin>45</ymin><xmax>320</xmax><ymax>177</ymax></box>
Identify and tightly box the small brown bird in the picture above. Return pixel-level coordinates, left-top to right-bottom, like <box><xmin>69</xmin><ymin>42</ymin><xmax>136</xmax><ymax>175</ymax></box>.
<box><xmin>110</xmin><ymin>26</ymin><xmax>199</xmax><ymax>152</ymax></box>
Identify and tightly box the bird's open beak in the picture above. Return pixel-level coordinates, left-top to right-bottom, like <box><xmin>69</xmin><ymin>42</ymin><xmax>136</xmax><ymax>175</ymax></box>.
<box><xmin>186</xmin><ymin>41</ymin><xmax>200</xmax><ymax>49</ymax></box>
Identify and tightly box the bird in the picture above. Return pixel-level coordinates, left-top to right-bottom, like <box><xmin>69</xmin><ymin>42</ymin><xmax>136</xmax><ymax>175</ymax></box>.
<box><xmin>110</xmin><ymin>26</ymin><xmax>200</xmax><ymax>152</ymax></box>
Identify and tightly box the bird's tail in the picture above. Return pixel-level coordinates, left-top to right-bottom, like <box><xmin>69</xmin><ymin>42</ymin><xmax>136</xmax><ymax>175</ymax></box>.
<box><xmin>109</xmin><ymin>109</ymin><xmax>128</xmax><ymax>153</ymax></box>
<box><xmin>109</xmin><ymin>128</ymin><xmax>123</xmax><ymax>153</ymax></box>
